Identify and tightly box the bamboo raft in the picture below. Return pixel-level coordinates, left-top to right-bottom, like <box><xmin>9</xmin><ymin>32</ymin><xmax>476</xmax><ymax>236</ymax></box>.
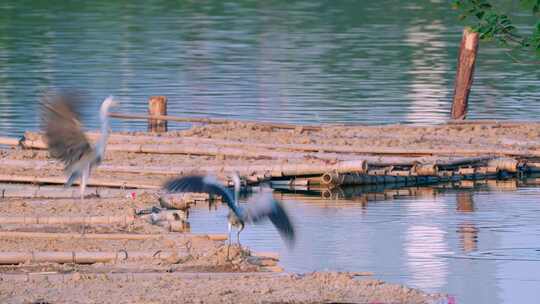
<box><xmin>1</xmin><ymin>116</ymin><xmax>540</xmax><ymax>271</ymax></box>
<box><xmin>1</xmin><ymin>127</ymin><xmax>540</xmax><ymax>189</ymax></box>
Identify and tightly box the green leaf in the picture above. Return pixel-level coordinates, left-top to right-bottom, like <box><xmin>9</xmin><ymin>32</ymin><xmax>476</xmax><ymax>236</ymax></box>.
<box><xmin>475</xmin><ymin>11</ymin><xmax>485</xmax><ymax>19</ymax></box>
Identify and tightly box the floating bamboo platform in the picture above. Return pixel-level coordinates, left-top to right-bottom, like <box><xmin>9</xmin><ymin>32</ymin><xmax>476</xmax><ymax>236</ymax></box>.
<box><xmin>2</xmin><ymin>120</ymin><xmax>540</xmax><ymax>189</ymax></box>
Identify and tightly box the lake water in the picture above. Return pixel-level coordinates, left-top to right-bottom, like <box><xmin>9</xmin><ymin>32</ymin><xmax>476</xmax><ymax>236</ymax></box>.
<box><xmin>1</xmin><ymin>1</ymin><xmax>539</xmax><ymax>303</ymax></box>
<box><xmin>0</xmin><ymin>1</ymin><xmax>539</xmax><ymax>137</ymax></box>
<box><xmin>190</xmin><ymin>182</ymin><xmax>540</xmax><ymax>304</ymax></box>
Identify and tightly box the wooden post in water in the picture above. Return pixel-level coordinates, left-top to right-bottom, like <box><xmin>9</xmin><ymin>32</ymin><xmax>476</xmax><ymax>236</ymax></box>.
<box><xmin>451</xmin><ymin>28</ymin><xmax>479</xmax><ymax>120</ymax></box>
<box><xmin>148</xmin><ymin>96</ymin><xmax>168</xmax><ymax>132</ymax></box>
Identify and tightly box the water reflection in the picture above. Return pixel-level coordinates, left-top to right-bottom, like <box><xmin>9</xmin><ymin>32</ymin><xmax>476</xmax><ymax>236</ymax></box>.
<box><xmin>405</xmin><ymin>20</ymin><xmax>450</xmax><ymax>123</ymax></box>
<box><xmin>188</xmin><ymin>180</ymin><xmax>540</xmax><ymax>303</ymax></box>
<box><xmin>456</xmin><ymin>192</ymin><xmax>478</xmax><ymax>253</ymax></box>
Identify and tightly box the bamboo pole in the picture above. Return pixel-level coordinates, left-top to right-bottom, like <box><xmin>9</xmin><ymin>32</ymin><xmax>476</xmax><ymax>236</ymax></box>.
<box><xmin>0</xmin><ymin>215</ymin><xmax>136</xmax><ymax>225</ymax></box>
<box><xmin>0</xmin><ymin>250</ymin><xmax>185</xmax><ymax>265</ymax></box>
<box><xmin>0</xmin><ymin>137</ymin><xmax>21</xmax><ymax>146</ymax></box>
<box><xmin>0</xmin><ymin>183</ymin><xmax>152</xmax><ymax>199</ymax></box>
<box><xmin>0</xmin><ymin>159</ymin><xmax>368</xmax><ymax>179</ymax></box>
<box><xmin>0</xmin><ymin>231</ymin><xmax>164</xmax><ymax>240</ymax></box>
<box><xmin>109</xmin><ymin>112</ymin><xmax>323</xmax><ymax>131</ymax></box>
<box><xmin>451</xmin><ymin>27</ymin><xmax>479</xmax><ymax>120</ymax></box>
<box><xmin>0</xmin><ymin>174</ymin><xmax>160</xmax><ymax>189</ymax></box>
<box><xmin>8</xmin><ymin>133</ymin><xmax>539</xmax><ymax>158</ymax></box>
<box><xmin>413</xmin><ymin>163</ymin><xmax>438</xmax><ymax>176</ymax></box>
<box><xmin>487</xmin><ymin>158</ymin><xmax>519</xmax><ymax>173</ymax></box>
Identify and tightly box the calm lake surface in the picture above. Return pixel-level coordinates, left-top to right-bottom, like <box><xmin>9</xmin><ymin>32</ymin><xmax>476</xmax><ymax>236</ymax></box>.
<box><xmin>190</xmin><ymin>183</ymin><xmax>540</xmax><ymax>304</ymax></box>
<box><xmin>0</xmin><ymin>1</ymin><xmax>539</xmax><ymax>137</ymax></box>
<box><xmin>1</xmin><ymin>1</ymin><xmax>539</xmax><ymax>303</ymax></box>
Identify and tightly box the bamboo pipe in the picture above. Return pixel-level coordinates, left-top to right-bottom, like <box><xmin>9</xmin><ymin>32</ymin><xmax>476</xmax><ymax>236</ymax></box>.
<box><xmin>0</xmin><ymin>174</ymin><xmax>160</xmax><ymax>189</ymax></box>
<box><xmin>10</xmin><ymin>133</ymin><xmax>540</xmax><ymax>159</ymax></box>
<box><xmin>108</xmin><ymin>112</ymin><xmax>323</xmax><ymax>131</ymax></box>
<box><xmin>0</xmin><ymin>231</ymin><xmax>226</xmax><ymax>241</ymax></box>
<box><xmin>487</xmin><ymin>158</ymin><xmax>519</xmax><ymax>173</ymax></box>
<box><xmin>13</xmin><ymin>133</ymin><xmax>509</xmax><ymax>166</ymax></box>
<box><xmin>446</xmin><ymin>120</ymin><xmax>540</xmax><ymax>126</ymax></box>
<box><xmin>0</xmin><ymin>250</ymin><xmax>185</xmax><ymax>265</ymax></box>
<box><xmin>0</xmin><ymin>231</ymin><xmax>163</xmax><ymax>240</ymax></box>
<box><xmin>0</xmin><ymin>137</ymin><xmax>21</xmax><ymax>146</ymax></box>
<box><xmin>413</xmin><ymin>163</ymin><xmax>438</xmax><ymax>176</ymax></box>
<box><xmin>0</xmin><ymin>159</ymin><xmax>368</xmax><ymax>180</ymax></box>
<box><xmin>14</xmin><ymin>136</ymin><xmax>358</xmax><ymax>161</ymax></box>
<box><xmin>0</xmin><ymin>215</ymin><xmax>136</xmax><ymax>225</ymax></box>
<box><xmin>0</xmin><ymin>184</ymin><xmax>151</xmax><ymax>199</ymax></box>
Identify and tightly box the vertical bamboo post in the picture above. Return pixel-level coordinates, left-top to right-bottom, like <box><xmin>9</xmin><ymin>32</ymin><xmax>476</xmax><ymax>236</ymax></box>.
<box><xmin>451</xmin><ymin>28</ymin><xmax>479</xmax><ymax>120</ymax></box>
<box><xmin>148</xmin><ymin>96</ymin><xmax>168</xmax><ymax>132</ymax></box>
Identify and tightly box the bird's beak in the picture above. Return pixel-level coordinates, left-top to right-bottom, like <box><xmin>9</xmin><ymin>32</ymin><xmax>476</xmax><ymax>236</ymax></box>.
<box><xmin>111</xmin><ymin>100</ymin><xmax>120</xmax><ymax>107</ymax></box>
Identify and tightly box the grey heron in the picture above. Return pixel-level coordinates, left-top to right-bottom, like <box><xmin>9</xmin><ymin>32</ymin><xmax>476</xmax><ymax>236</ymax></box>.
<box><xmin>41</xmin><ymin>92</ymin><xmax>118</xmax><ymax>201</ymax></box>
<box><xmin>163</xmin><ymin>174</ymin><xmax>295</xmax><ymax>248</ymax></box>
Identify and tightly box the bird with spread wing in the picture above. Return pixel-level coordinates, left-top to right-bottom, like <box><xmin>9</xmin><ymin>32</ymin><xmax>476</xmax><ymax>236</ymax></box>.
<box><xmin>163</xmin><ymin>174</ymin><xmax>296</xmax><ymax>248</ymax></box>
<box><xmin>41</xmin><ymin>92</ymin><xmax>118</xmax><ymax>201</ymax></box>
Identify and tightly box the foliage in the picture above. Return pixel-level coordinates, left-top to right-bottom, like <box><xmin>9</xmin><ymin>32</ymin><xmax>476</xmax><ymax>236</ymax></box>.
<box><xmin>453</xmin><ymin>0</ymin><xmax>540</xmax><ymax>58</ymax></box>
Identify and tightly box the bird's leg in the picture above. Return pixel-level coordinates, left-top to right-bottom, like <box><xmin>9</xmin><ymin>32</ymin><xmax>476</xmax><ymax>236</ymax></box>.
<box><xmin>227</xmin><ymin>222</ymin><xmax>232</xmax><ymax>260</ymax></box>
<box><xmin>80</xmin><ymin>224</ymin><xmax>87</xmax><ymax>235</ymax></box>
<box><xmin>80</xmin><ymin>166</ymin><xmax>90</xmax><ymax>202</ymax></box>
<box><xmin>237</xmin><ymin>223</ymin><xmax>244</xmax><ymax>247</ymax></box>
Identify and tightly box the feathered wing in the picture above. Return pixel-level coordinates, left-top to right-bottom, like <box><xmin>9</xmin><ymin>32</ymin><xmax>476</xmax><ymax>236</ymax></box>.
<box><xmin>41</xmin><ymin>92</ymin><xmax>93</xmax><ymax>174</ymax></box>
<box><xmin>163</xmin><ymin>175</ymin><xmax>241</xmax><ymax>216</ymax></box>
<box><xmin>245</xmin><ymin>191</ymin><xmax>296</xmax><ymax>246</ymax></box>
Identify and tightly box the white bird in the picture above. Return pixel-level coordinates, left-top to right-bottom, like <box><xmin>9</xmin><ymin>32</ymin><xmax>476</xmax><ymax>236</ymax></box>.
<box><xmin>41</xmin><ymin>92</ymin><xmax>118</xmax><ymax>201</ymax></box>
<box><xmin>163</xmin><ymin>174</ymin><xmax>296</xmax><ymax>248</ymax></box>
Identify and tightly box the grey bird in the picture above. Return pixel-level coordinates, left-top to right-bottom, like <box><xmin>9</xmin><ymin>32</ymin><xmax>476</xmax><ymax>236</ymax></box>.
<box><xmin>163</xmin><ymin>174</ymin><xmax>295</xmax><ymax>248</ymax></box>
<box><xmin>41</xmin><ymin>92</ymin><xmax>118</xmax><ymax>201</ymax></box>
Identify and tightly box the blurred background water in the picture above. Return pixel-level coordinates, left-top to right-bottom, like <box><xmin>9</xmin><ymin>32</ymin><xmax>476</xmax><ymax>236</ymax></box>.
<box><xmin>0</xmin><ymin>0</ymin><xmax>538</xmax><ymax>137</ymax></box>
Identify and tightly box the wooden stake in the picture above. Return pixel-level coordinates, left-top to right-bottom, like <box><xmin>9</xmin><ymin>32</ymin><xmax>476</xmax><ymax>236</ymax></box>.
<box><xmin>451</xmin><ymin>28</ymin><xmax>479</xmax><ymax>120</ymax></box>
<box><xmin>148</xmin><ymin>96</ymin><xmax>168</xmax><ymax>133</ymax></box>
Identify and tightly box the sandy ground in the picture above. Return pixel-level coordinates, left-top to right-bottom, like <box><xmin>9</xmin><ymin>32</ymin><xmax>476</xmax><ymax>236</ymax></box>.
<box><xmin>175</xmin><ymin>121</ymin><xmax>540</xmax><ymax>151</ymax></box>
<box><xmin>0</xmin><ymin>272</ymin><xmax>445</xmax><ymax>304</ymax></box>
<box><xmin>0</xmin><ymin>193</ymin><xmax>446</xmax><ymax>303</ymax></box>
<box><xmin>0</xmin><ymin>195</ymin><xmax>445</xmax><ymax>303</ymax></box>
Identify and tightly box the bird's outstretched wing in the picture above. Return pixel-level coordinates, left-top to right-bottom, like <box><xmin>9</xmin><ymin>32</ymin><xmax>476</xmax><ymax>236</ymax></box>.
<box><xmin>163</xmin><ymin>175</ymin><xmax>241</xmax><ymax>216</ymax></box>
<box><xmin>40</xmin><ymin>91</ymin><xmax>92</xmax><ymax>173</ymax></box>
<box><xmin>245</xmin><ymin>191</ymin><xmax>296</xmax><ymax>246</ymax></box>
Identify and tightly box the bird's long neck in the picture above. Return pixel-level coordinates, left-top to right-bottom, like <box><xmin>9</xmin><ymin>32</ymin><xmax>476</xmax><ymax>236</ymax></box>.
<box><xmin>96</xmin><ymin>97</ymin><xmax>113</xmax><ymax>157</ymax></box>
